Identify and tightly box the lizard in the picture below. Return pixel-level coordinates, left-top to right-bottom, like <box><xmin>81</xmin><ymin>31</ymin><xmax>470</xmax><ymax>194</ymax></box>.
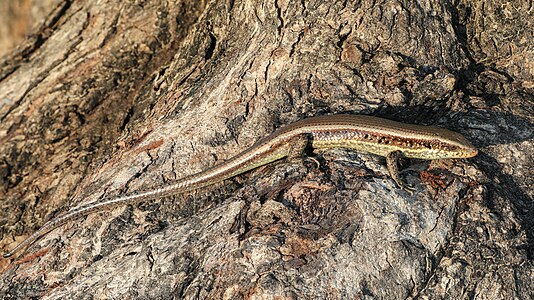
<box><xmin>2</xmin><ymin>114</ymin><xmax>478</xmax><ymax>258</ymax></box>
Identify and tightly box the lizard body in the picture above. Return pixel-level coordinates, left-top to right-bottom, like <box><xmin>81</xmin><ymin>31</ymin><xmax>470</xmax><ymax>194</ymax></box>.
<box><xmin>3</xmin><ymin>114</ymin><xmax>477</xmax><ymax>258</ymax></box>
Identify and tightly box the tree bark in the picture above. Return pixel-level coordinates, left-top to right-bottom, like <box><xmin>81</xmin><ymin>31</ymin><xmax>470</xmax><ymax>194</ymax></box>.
<box><xmin>0</xmin><ymin>0</ymin><xmax>532</xmax><ymax>299</ymax></box>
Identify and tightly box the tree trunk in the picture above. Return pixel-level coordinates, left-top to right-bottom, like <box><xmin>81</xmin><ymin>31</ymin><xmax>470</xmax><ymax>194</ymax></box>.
<box><xmin>0</xmin><ymin>0</ymin><xmax>532</xmax><ymax>299</ymax></box>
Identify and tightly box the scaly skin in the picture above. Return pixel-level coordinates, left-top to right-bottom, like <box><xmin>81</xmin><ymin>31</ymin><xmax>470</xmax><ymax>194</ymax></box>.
<box><xmin>2</xmin><ymin>114</ymin><xmax>477</xmax><ymax>258</ymax></box>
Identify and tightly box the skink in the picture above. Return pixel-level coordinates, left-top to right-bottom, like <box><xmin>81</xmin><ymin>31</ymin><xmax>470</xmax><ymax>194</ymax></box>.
<box><xmin>3</xmin><ymin>114</ymin><xmax>477</xmax><ymax>258</ymax></box>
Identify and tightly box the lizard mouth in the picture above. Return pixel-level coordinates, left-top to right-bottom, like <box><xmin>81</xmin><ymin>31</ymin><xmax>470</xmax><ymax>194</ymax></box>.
<box><xmin>463</xmin><ymin>147</ymin><xmax>478</xmax><ymax>158</ymax></box>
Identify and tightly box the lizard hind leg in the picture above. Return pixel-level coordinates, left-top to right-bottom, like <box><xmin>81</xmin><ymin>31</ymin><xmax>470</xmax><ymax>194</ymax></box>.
<box><xmin>285</xmin><ymin>133</ymin><xmax>322</xmax><ymax>169</ymax></box>
<box><xmin>386</xmin><ymin>150</ymin><xmax>415</xmax><ymax>192</ymax></box>
<box><xmin>286</xmin><ymin>134</ymin><xmax>311</xmax><ymax>161</ymax></box>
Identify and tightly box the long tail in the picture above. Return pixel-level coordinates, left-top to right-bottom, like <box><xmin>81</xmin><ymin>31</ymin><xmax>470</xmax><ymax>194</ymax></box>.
<box><xmin>3</xmin><ymin>136</ymin><xmax>290</xmax><ymax>258</ymax></box>
<box><xmin>3</xmin><ymin>183</ymin><xmax>190</xmax><ymax>258</ymax></box>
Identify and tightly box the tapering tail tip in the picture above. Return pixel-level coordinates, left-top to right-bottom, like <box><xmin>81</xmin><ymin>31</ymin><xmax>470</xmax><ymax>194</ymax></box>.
<box><xmin>3</xmin><ymin>242</ymin><xmax>26</xmax><ymax>259</ymax></box>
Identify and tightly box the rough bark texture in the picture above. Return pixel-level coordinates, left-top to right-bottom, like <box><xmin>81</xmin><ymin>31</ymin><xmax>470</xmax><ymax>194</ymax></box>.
<box><xmin>0</xmin><ymin>0</ymin><xmax>532</xmax><ymax>299</ymax></box>
<box><xmin>0</xmin><ymin>0</ymin><xmax>61</xmax><ymax>57</ymax></box>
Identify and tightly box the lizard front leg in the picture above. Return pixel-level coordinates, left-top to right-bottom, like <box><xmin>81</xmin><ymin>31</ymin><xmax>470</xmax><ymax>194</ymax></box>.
<box><xmin>386</xmin><ymin>150</ymin><xmax>415</xmax><ymax>192</ymax></box>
